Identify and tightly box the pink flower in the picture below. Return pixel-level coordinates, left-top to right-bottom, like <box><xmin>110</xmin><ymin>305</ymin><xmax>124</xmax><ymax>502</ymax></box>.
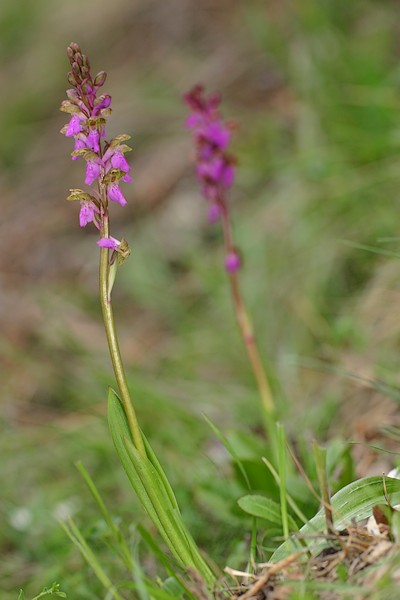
<box><xmin>87</xmin><ymin>129</ymin><xmax>100</xmax><ymax>153</ymax></box>
<box><xmin>85</xmin><ymin>159</ymin><xmax>102</xmax><ymax>185</ymax></box>
<box><xmin>121</xmin><ymin>173</ymin><xmax>132</xmax><ymax>183</ymax></box>
<box><xmin>108</xmin><ymin>183</ymin><xmax>127</xmax><ymax>206</ymax></box>
<box><xmin>111</xmin><ymin>151</ymin><xmax>131</xmax><ymax>173</ymax></box>
<box><xmin>79</xmin><ymin>201</ymin><xmax>98</xmax><ymax>227</ymax></box>
<box><xmin>201</xmin><ymin>121</ymin><xmax>230</xmax><ymax>151</ymax></box>
<box><xmin>66</xmin><ymin>114</ymin><xmax>82</xmax><ymax>137</ymax></box>
<box><xmin>97</xmin><ymin>236</ymin><xmax>121</xmax><ymax>250</ymax></box>
<box><xmin>72</xmin><ymin>136</ymin><xmax>87</xmax><ymax>160</ymax></box>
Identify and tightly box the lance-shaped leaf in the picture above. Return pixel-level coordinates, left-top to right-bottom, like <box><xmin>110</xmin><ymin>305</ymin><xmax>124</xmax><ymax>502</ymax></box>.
<box><xmin>238</xmin><ymin>494</ymin><xmax>298</xmax><ymax>531</ymax></box>
<box><xmin>272</xmin><ymin>476</ymin><xmax>400</xmax><ymax>561</ymax></box>
<box><xmin>107</xmin><ymin>388</ymin><xmax>215</xmax><ymax>585</ymax></box>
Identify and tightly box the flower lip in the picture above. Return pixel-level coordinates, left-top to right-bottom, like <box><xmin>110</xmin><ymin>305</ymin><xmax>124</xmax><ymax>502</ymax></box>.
<box><xmin>85</xmin><ymin>159</ymin><xmax>102</xmax><ymax>185</ymax></box>
<box><xmin>97</xmin><ymin>236</ymin><xmax>121</xmax><ymax>250</ymax></box>
<box><xmin>66</xmin><ymin>114</ymin><xmax>82</xmax><ymax>137</ymax></box>
<box><xmin>108</xmin><ymin>182</ymin><xmax>127</xmax><ymax>206</ymax></box>
<box><xmin>79</xmin><ymin>200</ymin><xmax>98</xmax><ymax>228</ymax></box>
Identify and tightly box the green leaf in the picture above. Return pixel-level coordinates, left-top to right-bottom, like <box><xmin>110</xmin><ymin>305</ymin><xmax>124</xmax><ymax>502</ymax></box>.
<box><xmin>272</xmin><ymin>476</ymin><xmax>400</xmax><ymax>561</ymax></box>
<box><xmin>107</xmin><ymin>388</ymin><xmax>166</xmax><ymax>534</ymax></box>
<box><xmin>108</xmin><ymin>388</ymin><xmax>215</xmax><ymax>585</ymax></box>
<box><xmin>238</xmin><ymin>495</ymin><xmax>298</xmax><ymax>531</ymax></box>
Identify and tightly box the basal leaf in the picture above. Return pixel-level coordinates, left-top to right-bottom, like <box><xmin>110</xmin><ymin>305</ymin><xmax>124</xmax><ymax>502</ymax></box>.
<box><xmin>238</xmin><ymin>494</ymin><xmax>298</xmax><ymax>531</ymax></box>
<box><xmin>272</xmin><ymin>476</ymin><xmax>400</xmax><ymax>561</ymax></box>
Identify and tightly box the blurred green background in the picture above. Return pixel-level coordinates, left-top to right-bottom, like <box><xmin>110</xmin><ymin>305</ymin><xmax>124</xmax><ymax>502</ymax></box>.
<box><xmin>2</xmin><ymin>0</ymin><xmax>400</xmax><ymax>597</ymax></box>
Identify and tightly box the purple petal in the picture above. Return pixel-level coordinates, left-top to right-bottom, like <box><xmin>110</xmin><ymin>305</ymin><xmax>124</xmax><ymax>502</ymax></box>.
<box><xmin>111</xmin><ymin>151</ymin><xmax>130</xmax><ymax>173</ymax></box>
<box><xmin>197</xmin><ymin>158</ymin><xmax>223</xmax><ymax>182</ymax></box>
<box><xmin>85</xmin><ymin>160</ymin><xmax>101</xmax><ymax>185</ymax></box>
<box><xmin>97</xmin><ymin>236</ymin><xmax>121</xmax><ymax>250</ymax></box>
<box><xmin>108</xmin><ymin>183</ymin><xmax>127</xmax><ymax>206</ymax></box>
<box><xmin>87</xmin><ymin>129</ymin><xmax>100</xmax><ymax>153</ymax></box>
<box><xmin>202</xmin><ymin>121</ymin><xmax>230</xmax><ymax>149</ymax></box>
<box><xmin>121</xmin><ymin>173</ymin><xmax>133</xmax><ymax>183</ymax></box>
<box><xmin>79</xmin><ymin>201</ymin><xmax>96</xmax><ymax>227</ymax></box>
<box><xmin>66</xmin><ymin>114</ymin><xmax>82</xmax><ymax>137</ymax></box>
<box><xmin>185</xmin><ymin>113</ymin><xmax>202</xmax><ymax>129</ymax></box>
<box><xmin>72</xmin><ymin>136</ymin><xmax>87</xmax><ymax>160</ymax></box>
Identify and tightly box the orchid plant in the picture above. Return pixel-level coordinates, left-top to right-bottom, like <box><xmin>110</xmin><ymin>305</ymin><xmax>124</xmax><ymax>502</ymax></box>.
<box><xmin>60</xmin><ymin>43</ymin><xmax>214</xmax><ymax>588</ymax></box>
<box><xmin>184</xmin><ymin>86</ymin><xmax>276</xmax><ymax>419</ymax></box>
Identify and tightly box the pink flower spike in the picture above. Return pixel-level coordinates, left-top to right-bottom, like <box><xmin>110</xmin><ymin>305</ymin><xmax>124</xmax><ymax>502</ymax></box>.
<box><xmin>225</xmin><ymin>251</ymin><xmax>241</xmax><ymax>274</ymax></box>
<box><xmin>97</xmin><ymin>236</ymin><xmax>121</xmax><ymax>250</ymax></box>
<box><xmin>111</xmin><ymin>151</ymin><xmax>130</xmax><ymax>173</ymax></box>
<box><xmin>85</xmin><ymin>159</ymin><xmax>102</xmax><ymax>185</ymax></box>
<box><xmin>79</xmin><ymin>201</ymin><xmax>97</xmax><ymax>227</ymax></box>
<box><xmin>66</xmin><ymin>114</ymin><xmax>82</xmax><ymax>137</ymax></box>
<box><xmin>108</xmin><ymin>183</ymin><xmax>127</xmax><ymax>206</ymax></box>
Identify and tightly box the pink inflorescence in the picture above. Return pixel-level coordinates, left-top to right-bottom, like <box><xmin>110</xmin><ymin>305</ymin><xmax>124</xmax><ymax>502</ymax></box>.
<box><xmin>184</xmin><ymin>85</ymin><xmax>241</xmax><ymax>274</ymax></box>
<box><xmin>60</xmin><ymin>43</ymin><xmax>132</xmax><ymax>236</ymax></box>
<box><xmin>184</xmin><ymin>85</ymin><xmax>235</xmax><ymax>222</ymax></box>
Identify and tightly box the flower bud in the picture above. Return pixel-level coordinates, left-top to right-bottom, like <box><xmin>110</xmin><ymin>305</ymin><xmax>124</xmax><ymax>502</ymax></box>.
<box><xmin>72</xmin><ymin>62</ymin><xmax>82</xmax><ymax>82</ymax></box>
<box><xmin>67</xmin><ymin>71</ymin><xmax>77</xmax><ymax>87</ymax></box>
<box><xmin>75</xmin><ymin>52</ymin><xmax>83</xmax><ymax>67</ymax></box>
<box><xmin>69</xmin><ymin>42</ymin><xmax>81</xmax><ymax>54</ymax></box>
<box><xmin>225</xmin><ymin>250</ymin><xmax>241</xmax><ymax>274</ymax></box>
<box><xmin>94</xmin><ymin>71</ymin><xmax>107</xmax><ymax>87</ymax></box>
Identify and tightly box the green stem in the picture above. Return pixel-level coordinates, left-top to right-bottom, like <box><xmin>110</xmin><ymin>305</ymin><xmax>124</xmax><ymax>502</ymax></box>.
<box><xmin>220</xmin><ymin>204</ymin><xmax>276</xmax><ymax>416</ymax></box>
<box><xmin>99</xmin><ymin>214</ymin><xmax>146</xmax><ymax>457</ymax></box>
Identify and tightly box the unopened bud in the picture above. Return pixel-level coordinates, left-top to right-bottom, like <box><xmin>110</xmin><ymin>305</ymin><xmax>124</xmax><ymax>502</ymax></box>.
<box><xmin>72</xmin><ymin>66</ymin><xmax>82</xmax><ymax>85</ymax></box>
<box><xmin>225</xmin><ymin>250</ymin><xmax>241</xmax><ymax>274</ymax></box>
<box><xmin>75</xmin><ymin>52</ymin><xmax>83</xmax><ymax>67</ymax></box>
<box><xmin>59</xmin><ymin>100</ymin><xmax>80</xmax><ymax>114</ymax></box>
<box><xmin>67</xmin><ymin>72</ymin><xmax>77</xmax><ymax>87</ymax></box>
<box><xmin>66</xmin><ymin>88</ymin><xmax>79</xmax><ymax>101</ymax></box>
<box><xmin>94</xmin><ymin>71</ymin><xmax>107</xmax><ymax>87</ymax></box>
<box><xmin>69</xmin><ymin>42</ymin><xmax>81</xmax><ymax>54</ymax></box>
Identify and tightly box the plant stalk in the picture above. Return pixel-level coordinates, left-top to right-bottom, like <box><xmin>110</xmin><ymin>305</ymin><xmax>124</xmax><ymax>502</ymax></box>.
<box><xmin>220</xmin><ymin>204</ymin><xmax>275</xmax><ymax>416</ymax></box>
<box><xmin>99</xmin><ymin>213</ymin><xmax>146</xmax><ymax>457</ymax></box>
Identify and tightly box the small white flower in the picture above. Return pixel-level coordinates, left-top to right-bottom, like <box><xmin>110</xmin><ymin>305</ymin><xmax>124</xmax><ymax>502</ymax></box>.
<box><xmin>9</xmin><ymin>507</ymin><xmax>32</xmax><ymax>531</ymax></box>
